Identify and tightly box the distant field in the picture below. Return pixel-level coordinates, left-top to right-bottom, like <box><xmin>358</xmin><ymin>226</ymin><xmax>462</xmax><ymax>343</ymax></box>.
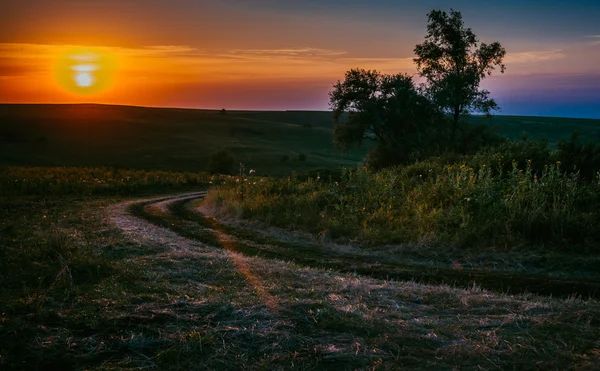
<box><xmin>1</xmin><ymin>104</ymin><xmax>599</xmax><ymax>175</ymax></box>
<box><xmin>466</xmin><ymin>114</ymin><xmax>600</xmax><ymax>143</ymax></box>
<box><xmin>0</xmin><ymin>104</ymin><xmax>364</xmax><ymax>176</ymax></box>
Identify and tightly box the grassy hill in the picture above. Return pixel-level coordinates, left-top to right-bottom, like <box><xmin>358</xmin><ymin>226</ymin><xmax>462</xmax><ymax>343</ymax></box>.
<box><xmin>466</xmin><ymin>114</ymin><xmax>600</xmax><ymax>143</ymax></box>
<box><xmin>1</xmin><ymin>104</ymin><xmax>599</xmax><ymax>175</ymax></box>
<box><xmin>0</xmin><ymin>104</ymin><xmax>364</xmax><ymax>176</ymax></box>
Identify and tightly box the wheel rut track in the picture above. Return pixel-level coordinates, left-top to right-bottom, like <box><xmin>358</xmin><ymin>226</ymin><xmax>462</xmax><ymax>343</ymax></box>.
<box><xmin>121</xmin><ymin>192</ymin><xmax>600</xmax><ymax>299</ymax></box>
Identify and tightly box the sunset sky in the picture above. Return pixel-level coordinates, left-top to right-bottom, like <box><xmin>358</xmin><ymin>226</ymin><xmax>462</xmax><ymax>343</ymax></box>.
<box><xmin>1</xmin><ymin>0</ymin><xmax>599</xmax><ymax>118</ymax></box>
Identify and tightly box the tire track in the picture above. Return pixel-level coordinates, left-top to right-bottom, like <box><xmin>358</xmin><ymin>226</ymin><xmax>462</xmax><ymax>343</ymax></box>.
<box><xmin>107</xmin><ymin>191</ymin><xmax>279</xmax><ymax>312</ymax></box>
<box><xmin>108</xmin><ymin>192</ymin><xmax>600</xmax><ymax>299</ymax></box>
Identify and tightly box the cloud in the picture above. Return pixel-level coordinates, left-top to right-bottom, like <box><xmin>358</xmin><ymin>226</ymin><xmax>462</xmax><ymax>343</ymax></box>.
<box><xmin>0</xmin><ymin>43</ymin><xmax>203</xmax><ymax>59</ymax></box>
<box><xmin>336</xmin><ymin>57</ymin><xmax>416</xmax><ymax>74</ymax></box>
<box><xmin>229</xmin><ymin>47</ymin><xmax>347</xmax><ymax>57</ymax></box>
<box><xmin>504</xmin><ymin>49</ymin><xmax>565</xmax><ymax>64</ymax></box>
<box><xmin>132</xmin><ymin>45</ymin><xmax>202</xmax><ymax>56</ymax></box>
<box><xmin>146</xmin><ymin>45</ymin><xmax>198</xmax><ymax>53</ymax></box>
<box><xmin>583</xmin><ymin>35</ymin><xmax>600</xmax><ymax>46</ymax></box>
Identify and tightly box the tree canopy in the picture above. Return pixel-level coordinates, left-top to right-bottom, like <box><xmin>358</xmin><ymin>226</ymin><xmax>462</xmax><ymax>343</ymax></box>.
<box><xmin>414</xmin><ymin>9</ymin><xmax>506</xmax><ymax>141</ymax></box>
<box><xmin>329</xmin><ymin>69</ymin><xmax>442</xmax><ymax>167</ymax></box>
<box><xmin>330</xmin><ymin>9</ymin><xmax>506</xmax><ymax>169</ymax></box>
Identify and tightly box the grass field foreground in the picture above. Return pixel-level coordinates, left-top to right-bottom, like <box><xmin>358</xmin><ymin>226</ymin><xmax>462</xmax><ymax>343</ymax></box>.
<box><xmin>1</xmin><ymin>185</ymin><xmax>600</xmax><ymax>369</ymax></box>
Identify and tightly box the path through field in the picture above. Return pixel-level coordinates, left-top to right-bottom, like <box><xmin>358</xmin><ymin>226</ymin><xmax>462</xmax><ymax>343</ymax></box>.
<box><xmin>111</xmin><ymin>191</ymin><xmax>600</xmax><ymax>300</ymax></box>
<box><xmin>98</xmin><ymin>191</ymin><xmax>600</xmax><ymax>369</ymax></box>
<box><xmin>108</xmin><ymin>192</ymin><xmax>207</xmax><ymax>251</ymax></box>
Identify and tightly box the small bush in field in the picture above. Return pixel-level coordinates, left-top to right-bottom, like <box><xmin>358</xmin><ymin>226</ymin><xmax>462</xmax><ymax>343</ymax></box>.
<box><xmin>555</xmin><ymin>132</ymin><xmax>600</xmax><ymax>181</ymax></box>
<box><xmin>208</xmin><ymin>149</ymin><xmax>235</xmax><ymax>175</ymax></box>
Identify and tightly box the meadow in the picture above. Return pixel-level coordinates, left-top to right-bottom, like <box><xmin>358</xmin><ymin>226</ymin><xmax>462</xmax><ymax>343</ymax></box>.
<box><xmin>2</xmin><ymin>104</ymin><xmax>600</xmax><ymax>176</ymax></box>
<box><xmin>2</xmin><ymin>104</ymin><xmax>600</xmax><ymax>369</ymax></box>
<box><xmin>0</xmin><ymin>104</ymin><xmax>364</xmax><ymax>176</ymax></box>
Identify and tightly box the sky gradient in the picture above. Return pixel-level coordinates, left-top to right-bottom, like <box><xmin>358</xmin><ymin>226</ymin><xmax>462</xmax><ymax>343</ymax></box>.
<box><xmin>1</xmin><ymin>0</ymin><xmax>599</xmax><ymax>118</ymax></box>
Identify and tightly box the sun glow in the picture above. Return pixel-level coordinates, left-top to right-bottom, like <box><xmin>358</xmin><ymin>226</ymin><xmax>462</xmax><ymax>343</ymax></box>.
<box><xmin>53</xmin><ymin>47</ymin><xmax>116</xmax><ymax>95</ymax></box>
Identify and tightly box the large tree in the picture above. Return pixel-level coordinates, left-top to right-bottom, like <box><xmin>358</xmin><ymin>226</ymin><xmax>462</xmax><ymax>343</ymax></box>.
<box><xmin>414</xmin><ymin>9</ymin><xmax>506</xmax><ymax>143</ymax></box>
<box><xmin>329</xmin><ymin>69</ymin><xmax>441</xmax><ymax>168</ymax></box>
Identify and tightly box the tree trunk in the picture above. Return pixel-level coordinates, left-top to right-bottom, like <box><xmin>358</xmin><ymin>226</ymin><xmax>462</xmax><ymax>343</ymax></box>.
<box><xmin>451</xmin><ymin>106</ymin><xmax>460</xmax><ymax>146</ymax></box>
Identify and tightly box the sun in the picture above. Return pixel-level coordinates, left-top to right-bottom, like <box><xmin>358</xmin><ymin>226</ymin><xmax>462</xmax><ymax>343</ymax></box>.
<box><xmin>53</xmin><ymin>47</ymin><xmax>116</xmax><ymax>95</ymax></box>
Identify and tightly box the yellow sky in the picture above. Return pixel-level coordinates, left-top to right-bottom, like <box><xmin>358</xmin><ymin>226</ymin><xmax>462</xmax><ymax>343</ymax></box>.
<box><xmin>0</xmin><ymin>42</ymin><xmax>422</xmax><ymax>108</ymax></box>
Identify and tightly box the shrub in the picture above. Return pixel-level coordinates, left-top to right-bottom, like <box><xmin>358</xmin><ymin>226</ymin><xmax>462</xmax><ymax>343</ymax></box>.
<box><xmin>208</xmin><ymin>149</ymin><xmax>235</xmax><ymax>175</ymax></box>
<box><xmin>362</xmin><ymin>146</ymin><xmax>404</xmax><ymax>170</ymax></box>
<box><xmin>555</xmin><ymin>132</ymin><xmax>600</xmax><ymax>181</ymax></box>
<box><xmin>466</xmin><ymin>139</ymin><xmax>552</xmax><ymax>175</ymax></box>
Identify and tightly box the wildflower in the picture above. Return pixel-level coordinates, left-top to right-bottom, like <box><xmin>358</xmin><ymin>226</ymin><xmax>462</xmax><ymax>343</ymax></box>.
<box><xmin>249</xmin><ymin>169</ymin><xmax>256</xmax><ymax>175</ymax></box>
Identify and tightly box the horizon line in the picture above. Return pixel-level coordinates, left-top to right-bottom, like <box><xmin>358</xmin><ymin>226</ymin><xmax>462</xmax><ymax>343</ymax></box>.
<box><xmin>1</xmin><ymin>102</ymin><xmax>598</xmax><ymax>120</ymax></box>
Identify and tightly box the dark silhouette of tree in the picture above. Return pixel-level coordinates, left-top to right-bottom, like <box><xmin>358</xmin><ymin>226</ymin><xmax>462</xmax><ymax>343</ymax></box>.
<box><xmin>414</xmin><ymin>9</ymin><xmax>506</xmax><ymax>144</ymax></box>
<box><xmin>329</xmin><ymin>69</ymin><xmax>441</xmax><ymax>168</ymax></box>
<box><xmin>208</xmin><ymin>148</ymin><xmax>235</xmax><ymax>174</ymax></box>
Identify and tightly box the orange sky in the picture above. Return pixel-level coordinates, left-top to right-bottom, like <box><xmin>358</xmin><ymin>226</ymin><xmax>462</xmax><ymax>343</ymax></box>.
<box><xmin>1</xmin><ymin>0</ymin><xmax>599</xmax><ymax>115</ymax></box>
<box><xmin>0</xmin><ymin>42</ymin><xmax>422</xmax><ymax>108</ymax></box>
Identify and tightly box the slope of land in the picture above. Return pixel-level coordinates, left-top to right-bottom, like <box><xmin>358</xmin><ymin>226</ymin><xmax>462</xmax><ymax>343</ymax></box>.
<box><xmin>0</xmin><ymin>104</ymin><xmax>364</xmax><ymax>176</ymax></box>
<box><xmin>2</xmin><ymin>104</ymin><xmax>599</xmax><ymax>176</ymax></box>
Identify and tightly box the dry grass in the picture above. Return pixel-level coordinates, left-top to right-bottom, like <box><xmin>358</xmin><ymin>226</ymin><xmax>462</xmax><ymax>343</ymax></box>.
<box><xmin>2</xmin><ymin>193</ymin><xmax>600</xmax><ymax>370</ymax></box>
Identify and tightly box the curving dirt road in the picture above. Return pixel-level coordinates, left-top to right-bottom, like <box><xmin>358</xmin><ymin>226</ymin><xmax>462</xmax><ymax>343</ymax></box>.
<box><xmin>107</xmin><ymin>191</ymin><xmax>600</xmax><ymax>300</ymax></box>
<box><xmin>107</xmin><ymin>191</ymin><xmax>280</xmax><ymax>311</ymax></box>
<box><xmin>98</xmin><ymin>191</ymin><xmax>600</xmax><ymax>369</ymax></box>
<box><xmin>107</xmin><ymin>191</ymin><xmax>207</xmax><ymax>250</ymax></box>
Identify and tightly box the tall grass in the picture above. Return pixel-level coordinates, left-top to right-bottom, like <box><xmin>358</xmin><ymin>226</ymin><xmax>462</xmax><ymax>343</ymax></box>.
<box><xmin>205</xmin><ymin>159</ymin><xmax>600</xmax><ymax>252</ymax></box>
<box><xmin>0</xmin><ymin>166</ymin><xmax>215</xmax><ymax>196</ymax></box>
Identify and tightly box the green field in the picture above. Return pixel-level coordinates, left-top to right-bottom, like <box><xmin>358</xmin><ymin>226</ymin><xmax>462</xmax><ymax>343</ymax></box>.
<box><xmin>466</xmin><ymin>114</ymin><xmax>600</xmax><ymax>144</ymax></box>
<box><xmin>0</xmin><ymin>104</ymin><xmax>364</xmax><ymax>176</ymax></box>
<box><xmin>2</xmin><ymin>104</ymin><xmax>600</xmax><ymax>369</ymax></box>
<box><xmin>2</xmin><ymin>104</ymin><xmax>599</xmax><ymax>176</ymax></box>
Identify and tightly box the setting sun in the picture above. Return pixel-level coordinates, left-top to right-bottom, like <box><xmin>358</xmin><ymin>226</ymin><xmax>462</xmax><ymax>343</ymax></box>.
<box><xmin>53</xmin><ymin>47</ymin><xmax>116</xmax><ymax>95</ymax></box>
